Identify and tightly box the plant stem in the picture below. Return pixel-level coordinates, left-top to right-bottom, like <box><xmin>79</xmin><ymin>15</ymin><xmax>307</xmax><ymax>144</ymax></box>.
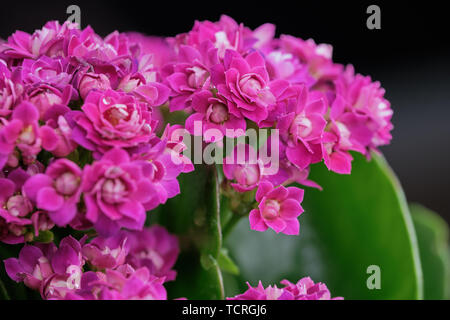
<box><xmin>222</xmin><ymin>213</ymin><xmax>243</xmax><ymax>239</ymax></box>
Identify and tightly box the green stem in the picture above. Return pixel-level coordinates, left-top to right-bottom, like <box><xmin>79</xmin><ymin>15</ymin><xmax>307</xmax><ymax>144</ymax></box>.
<box><xmin>0</xmin><ymin>278</ymin><xmax>10</xmax><ymax>300</ymax></box>
<box><xmin>222</xmin><ymin>213</ymin><xmax>243</xmax><ymax>239</ymax></box>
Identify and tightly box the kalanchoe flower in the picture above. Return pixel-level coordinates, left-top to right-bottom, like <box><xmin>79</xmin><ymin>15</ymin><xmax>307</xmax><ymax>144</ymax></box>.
<box><xmin>0</xmin><ymin>21</ymin><xmax>77</xmax><ymax>61</ymax></box>
<box><xmin>223</xmin><ymin>143</ymin><xmax>262</xmax><ymax>192</ymax></box>
<box><xmin>0</xmin><ymin>60</ymin><xmax>24</xmax><ymax>116</ymax></box>
<box><xmin>77</xmin><ymin>72</ymin><xmax>112</xmax><ymax>100</ymax></box>
<box><xmin>185</xmin><ymin>89</ymin><xmax>246</xmax><ymax>142</ymax></box>
<box><xmin>26</xmin><ymin>84</ymin><xmax>72</xmax><ymax>119</ymax></box>
<box><xmin>69</xmin><ymin>89</ymin><xmax>157</xmax><ymax>158</ymax></box>
<box><xmin>249</xmin><ymin>181</ymin><xmax>304</xmax><ymax>235</ymax></box>
<box><xmin>82</xmin><ymin>232</ymin><xmax>130</xmax><ymax>270</ymax></box>
<box><xmin>125</xmin><ymin>225</ymin><xmax>179</xmax><ymax>281</ymax></box>
<box><xmin>227</xmin><ymin>277</ymin><xmax>342</xmax><ymax>300</ymax></box>
<box><xmin>163</xmin><ymin>42</ymin><xmax>218</xmax><ymax>111</ymax></box>
<box><xmin>0</xmin><ymin>101</ymin><xmax>42</xmax><ymax>165</ymax></box>
<box><xmin>39</xmin><ymin>104</ymin><xmax>77</xmax><ymax>157</ymax></box>
<box><xmin>4</xmin><ymin>236</ymin><xmax>85</xmax><ymax>300</ymax></box>
<box><xmin>81</xmin><ymin>148</ymin><xmax>155</xmax><ymax>236</ymax></box>
<box><xmin>66</xmin><ymin>266</ymin><xmax>167</xmax><ymax>300</ymax></box>
<box><xmin>20</xmin><ymin>56</ymin><xmax>75</xmax><ymax>91</ymax></box>
<box><xmin>211</xmin><ymin>50</ymin><xmax>275</xmax><ymax>123</ymax></box>
<box><xmin>3</xmin><ymin>244</ymin><xmax>54</xmax><ymax>290</ymax></box>
<box><xmin>23</xmin><ymin>158</ymin><xmax>82</xmax><ymax>226</ymax></box>
<box><xmin>277</xmin><ymin>85</ymin><xmax>327</xmax><ymax>170</ymax></box>
<box><xmin>280</xmin><ymin>277</ymin><xmax>343</xmax><ymax>300</ymax></box>
<box><xmin>0</xmin><ymin>176</ymin><xmax>33</xmax><ymax>244</ymax></box>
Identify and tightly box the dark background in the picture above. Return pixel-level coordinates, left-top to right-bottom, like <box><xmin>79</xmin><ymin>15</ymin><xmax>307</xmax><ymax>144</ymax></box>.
<box><xmin>1</xmin><ymin>1</ymin><xmax>449</xmax><ymax>223</ymax></box>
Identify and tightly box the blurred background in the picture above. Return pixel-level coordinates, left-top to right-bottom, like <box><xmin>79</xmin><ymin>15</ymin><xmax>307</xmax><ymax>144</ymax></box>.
<box><xmin>1</xmin><ymin>0</ymin><xmax>449</xmax><ymax>223</ymax></box>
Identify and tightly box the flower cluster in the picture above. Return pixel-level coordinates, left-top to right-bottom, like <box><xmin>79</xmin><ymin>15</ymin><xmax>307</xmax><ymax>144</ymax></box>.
<box><xmin>4</xmin><ymin>225</ymin><xmax>178</xmax><ymax>300</ymax></box>
<box><xmin>1</xmin><ymin>15</ymin><xmax>393</xmax><ymax>300</ymax></box>
<box><xmin>0</xmin><ymin>21</ymin><xmax>191</xmax><ymax>242</ymax></box>
<box><xmin>228</xmin><ymin>277</ymin><xmax>342</xmax><ymax>300</ymax></box>
<box><xmin>168</xmin><ymin>15</ymin><xmax>392</xmax><ymax>235</ymax></box>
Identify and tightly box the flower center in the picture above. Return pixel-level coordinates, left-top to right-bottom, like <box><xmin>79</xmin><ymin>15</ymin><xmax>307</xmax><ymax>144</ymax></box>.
<box><xmin>187</xmin><ymin>66</ymin><xmax>208</xmax><ymax>88</ymax></box>
<box><xmin>239</xmin><ymin>75</ymin><xmax>262</xmax><ymax>97</ymax></box>
<box><xmin>55</xmin><ymin>172</ymin><xmax>80</xmax><ymax>196</ymax></box>
<box><xmin>234</xmin><ymin>165</ymin><xmax>259</xmax><ymax>186</ymax></box>
<box><xmin>6</xmin><ymin>195</ymin><xmax>32</xmax><ymax>217</ymax></box>
<box><xmin>18</xmin><ymin>126</ymin><xmax>35</xmax><ymax>144</ymax></box>
<box><xmin>291</xmin><ymin>114</ymin><xmax>312</xmax><ymax>138</ymax></box>
<box><xmin>209</xmin><ymin>103</ymin><xmax>228</xmax><ymax>124</ymax></box>
<box><xmin>262</xmin><ymin>199</ymin><xmax>281</xmax><ymax>219</ymax></box>
<box><xmin>104</xmin><ymin>104</ymin><xmax>130</xmax><ymax>126</ymax></box>
<box><xmin>101</xmin><ymin>178</ymin><xmax>127</xmax><ymax>204</ymax></box>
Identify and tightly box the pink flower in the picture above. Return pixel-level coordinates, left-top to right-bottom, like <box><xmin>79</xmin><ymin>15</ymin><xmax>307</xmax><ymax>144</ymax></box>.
<box><xmin>227</xmin><ymin>277</ymin><xmax>342</xmax><ymax>300</ymax></box>
<box><xmin>4</xmin><ymin>236</ymin><xmax>85</xmax><ymax>300</ymax></box>
<box><xmin>0</xmin><ymin>101</ymin><xmax>42</xmax><ymax>164</ymax></box>
<box><xmin>211</xmin><ymin>50</ymin><xmax>275</xmax><ymax>123</ymax></box>
<box><xmin>81</xmin><ymin>148</ymin><xmax>155</xmax><ymax>236</ymax></box>
<box><xmin>281</xmin><ymin>277</ymin><xmax>343</xmax><ymax>300</ymax></box>
<box><xmin>160</xmin><ymin>124</ymin><xmax>194</xmax><ymax>174</ymax></box>
<box><xmin>69</xmin><ymin>89</ymin><xmax>156</xmax><ymax>158</ymax></box>
<box><xmin>26</xmin><ymin>84</ymin><xmax>72</xmax><ymax>119</ymax></box>
<box><xmin>3</xmin><ymin>244</ymin><xmax>54</xmax><ymax>290</ymax></box>
<box><xmin>77</xmin><ymin>72</ymin><xmax>112</xmax><ymax>100</ymax></box>
<box><xmin>223</xmin><ymin>143</ymin><xmax>262</xmax><ymax>192</ymax></box>
<box><xmin>227</xmin><ymin>281</ymin><xmax>294</xmax><ymax>300</ymax></box>
<box><xmin>0</xmin><ymin>21</ymin><xmax>77</xmax><ymax>60</ymax></box>
<box><xmin>334</xmin><ymin>65</ymin><xmax>393</xmax><ymax>150</ymax></box>
<box><xmin>249</xmin><ymin>181</ymin><xmax>304</xmax><ymax>235</ymax></box>
<box><xmin>39</xmin><ymin>104</ymin><xmax>77</xmax><ymax>157</ymax></box>
<box><xmin>185</xmin><ymin>89</ymin><xmax>246</xmax><ymax>142</ymax></box>
<box><xmin>20</xmin><ymin>56</ymin><xmax>74</xmax><ymax>91</ymax></box>
<box><xmin>0</xmin><ymin>175</ymin><xmax>33</xmax><ymax>244</ymax></box>
<box><xmin>23</xmin><ymin>158</ymin><xmax>82</xmax><ymax>226</ymax></box>
<box><xmin>82</xmin><ymin>232</ymin><xmax>130</xmax><ymax>270</ymax></box>
<box><xmin>163</xmin><ymin>43</ymin><xmax>218</xmax><ymax>111</ymax></box>
<box><xmin>170</xmin><ymin>15</ymin><xmax>257</xmax><ymax>59</ymax></box>
<box><xmin>0</xmin><ymin>60</ymin><xmax>24</xmax><ymax>116</ymax></box>
<box><xmin>277</xmin><ymin>85</ymin><xmax>327</xmax><ymax>169</ymax></box>
<box><xmin>125</xmin><ymin>225</ymin><xmax>179</xmax><ymax>281</ymax></box>
<box><xmin>131</xmin><ymin>136</ymin><xmax>185</xmax><ymax>211</ymax></box>
<box><xmin>279</xmin><ymin>35</ymin><xmax>343</xmax><ymax>86</ymax></box>
<box><xmin>67</xmin><ymin>266</ymin><xmax>167</xmax><ymax>300</ymax></box>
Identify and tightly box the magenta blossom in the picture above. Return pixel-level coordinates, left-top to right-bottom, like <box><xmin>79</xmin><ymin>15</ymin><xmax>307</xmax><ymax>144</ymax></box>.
<box><xmin>81</xmin><ymin>148</ymin><xmax>155</xmax><ymax>236</ymax></box>
<box><xmin>0</xmin><ymin>101</ymin><xmax>43</xmax><ymax>164</ymax></box>
<box><xmin>82</xmin><ymin>232</ymin><xmax>130</xmax><ymax>270</ymax></box>
<box><xmin>69</xmin><ymin>89</ymin><xmax>156</xmax><ymax>158</ymax></box>
<box><xmin>66</xmin><ymin>266</ymin><xmax>167</xmax><ymax>300</ymax></box>
<box><xmin>26</xmin><ymin>83</ymin><xmax>72</xmax><ymax>119</ymax></box>
<box><xmin>280</xmin><ymin>277</ymin><xmax>343</xmax><ymax>300</ymax></box>
<box><xmin>277</xmin><ymin>85</ymin><xmax>327</xmax><ymax>169</ymax></box>
<box><xmin>125</xmin><ymin>225</ymin><xmax>179</xmax><ymax>281</ymax></box>
<box><xmin>163</xmin><ymin>42</ymin><xmax>218</xmax><ymax>111</ymax></box>
<box><xmin>211</xmin><ymin>50</ymin><xmax>275</xmax><ymax>123</ymax></box>
<box><xmin>227</xmin><ymin>277</ymin><xmax>342</xmax><ymax>300</ymax></box>
<box><xmin>223</xmin><ymin>143</ymin><xmax>262</xmax><ymax>192</ymax></box>
<box><xmin>20</xmin><ymin>56</ymin><xmax>75</xmax><ymax>91</ymax></box>
<box><xmin>0</xmin><ymin>60</ymin><xmax>24</xmax><ymax>116</ymax></box>
<box><xmin>77</xmin><ymin>72</ymin><xmax>112</xmax><ymax>100</ymax></box>
<box><xmin>249</xmin><ymin>181</ymin><xmax>304</xmax><ymax>235</ymax></box>
<box><xmin>185</xmin><ymin>89</ymin><xmax>246</xmax><ymax>142</ymax></box>
<box><xmin>0</xmin><ymin>176</ymin><xmax>33</xmax><ymax>244</ymax></box>
<box><xmin>23</xmin><ymin>158</ymin><xmax>82</xmax><ymax>226</ymax></box>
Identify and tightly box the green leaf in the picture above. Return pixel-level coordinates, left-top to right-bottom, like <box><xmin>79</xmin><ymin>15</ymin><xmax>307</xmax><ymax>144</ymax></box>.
<box><xmin>226</xmin><ymin>152</ymin><xmax>423</xmax><ymax>299</ymax></box>
<box><xmin>154</xmin><ymin>165</ymin><xmax>224</xmax><ymax>299</ymax></box>
<box><xmin>218</xmin><ymin>248</ymin><xmax>240</xmax><ymax>275</ymax></box>
<box><xmin>410</xmin><ymin>203</ymin><xmax>450</xmax><ymax>299</ymax></box>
